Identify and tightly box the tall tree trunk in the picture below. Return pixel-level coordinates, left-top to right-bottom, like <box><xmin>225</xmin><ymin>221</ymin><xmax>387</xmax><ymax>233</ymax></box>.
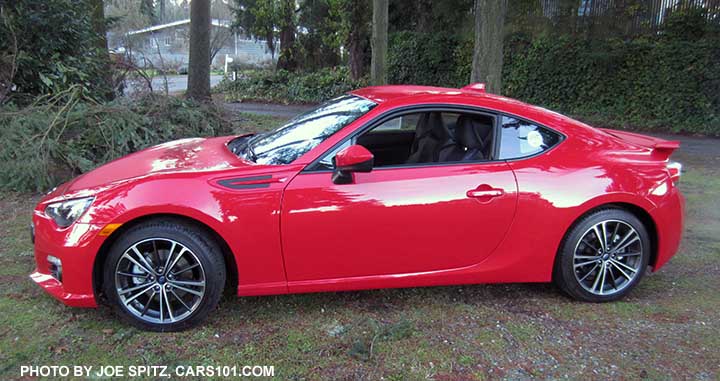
<box><xmin>265</xmin><ymin>30</ymin><xmax>276</xmax><ymax>60</ymax></box>
<box><xmin>347</xmin><ymin>28</ymin><xmax>364</xmax><ymax>81</ymax></box>
<box><xmin>89</xmin><ymin>0</ymin><xmax>113</xmax><ymax>99</ymax></box>
<box><xmin>89</xmin><ymin>0</ymin><xmax>108</xmax><ymax>52</ymax></box>
<box><xmin>470</xmin><ymin>0</ymin><xmax>507</xmax><ymax>94</ymax></box>
<box><xmin>277</xmin><ymin>0</ymin><xmax>297</xmax><ymax>71</ymax></box>
<box><xmin>371</xmin><ymin>0</ymin><xmax>388</xmax><ymax>86</ymax></box>
<box><xmin>187</xmin><ymin>0</ymin><xmax>211</xmax><ymax>100</ymax></box>
<box><xmin>159</xmin><ymin>0</ymin><xmax>166</xmax><ymax>23</ymax></box>
<box><xmin>415</xmin><ymin>0</ymin><xmax>433</xmax><ymax>33</ymax></box>
<box><xmin>345</xmin><ymin>0</ymin><xmax>369</xmax><ymax>81</ymax></box>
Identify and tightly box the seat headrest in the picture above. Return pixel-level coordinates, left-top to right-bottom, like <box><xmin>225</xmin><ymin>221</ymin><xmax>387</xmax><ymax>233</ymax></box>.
<box><xmin>415</xmin><ymin>112</ymin><xmax>448</xmax><ymax>140</ymax></box>
<box><xmin>455</xmin><ymin>115</ymin><xmax>492</xmax><ymax>149</ymax></box>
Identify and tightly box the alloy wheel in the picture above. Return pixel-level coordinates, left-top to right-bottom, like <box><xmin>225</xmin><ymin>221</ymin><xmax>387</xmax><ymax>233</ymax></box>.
<box><xmin>114</xmin><ymin>238</ymin><xmax>206</xmax><ymax>324</ymax></box>
<box><xmin>573</xmin><ymin>220</ymin><xmax>644</xmax><ymax>296</ymax></box>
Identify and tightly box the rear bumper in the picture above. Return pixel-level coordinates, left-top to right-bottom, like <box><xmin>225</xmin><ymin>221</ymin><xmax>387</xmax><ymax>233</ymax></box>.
<box><xmin>651</xmin><ymin>186</ymin><xmax>685</xmax><ymax>271</ymax></box>
<box><xmin>30</xmin><ymin>212</ymin><xmax>104</xmax><ymax>308</ymax></box>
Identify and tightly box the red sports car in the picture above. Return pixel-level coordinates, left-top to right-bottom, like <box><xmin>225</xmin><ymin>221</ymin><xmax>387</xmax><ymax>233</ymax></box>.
<box><xmin>30</xmin><ymin>84</ymin><xmax>684</xmax><ymax>331</ymax></box>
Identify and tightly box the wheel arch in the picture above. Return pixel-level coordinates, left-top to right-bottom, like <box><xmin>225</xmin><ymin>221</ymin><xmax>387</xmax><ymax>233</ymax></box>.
<box><xmin>92</xmin><ymin>213</ymin><xmax>239</xmax><ymax>301</ymax></box>
<box><xmin>553</xmin><ymin>201</ymin><xmax>659</xmax><ymax>278</ymax></box>
<box><xmin>613</xmin><ymin>202</ymin><xmax>658</xmax><ymax>268</ymax></box>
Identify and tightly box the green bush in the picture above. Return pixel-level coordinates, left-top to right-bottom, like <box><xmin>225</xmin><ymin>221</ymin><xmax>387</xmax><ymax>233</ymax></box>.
<box><xmin>1</xmin><ymin>0</ymin><xmax>114</xmax><ymax>104</ymax></box>
<box><xmin>216</xmin><ymin>67</ymin><xmax>367</xmax><ymax>104</ymax></box>
<box><xmin>503</xmin><ymin>34</ymin><xmax>720</xmax><ymax>134</ymax></box>
<box><xmin>215</xmin><ymin>12</ymin><xmax>719</xmax><ymax>135</ymax></box>
<box><xmin>387</xmin><ymin>31</ymin><xmax>469</xmax><ymax>87</ymax></box>
<box><xmin>0</xmin><ymin>89</ymin><xmax>232</xmax><ymax>192</ymax></box>
<box><xmin>387</xmin><ymin>11</ymin><xmax>720</xmax><ymax>135</ymax></box>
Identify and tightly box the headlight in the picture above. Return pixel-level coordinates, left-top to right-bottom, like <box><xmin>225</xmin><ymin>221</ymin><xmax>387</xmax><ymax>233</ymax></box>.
<box><xmin>45</xmin><ymin>197</ymin><xmax>95</xmax><ymax>228</ymax></box>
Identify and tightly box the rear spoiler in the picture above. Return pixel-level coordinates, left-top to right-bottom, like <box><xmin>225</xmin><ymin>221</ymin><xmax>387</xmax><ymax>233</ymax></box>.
<box><xmin>460</xmin><ymin>83</ymin><xmax>487</xmax><ymax>94</ymax></box>
<box><xmin>599</xmin><ymin>128</ymin><xmax>680</xmax><ymax>161</ymax></box>
<box><xmin>653</xmin><ymin>141</ymin><xmax>681</xmax><ymax>160</ymax></box>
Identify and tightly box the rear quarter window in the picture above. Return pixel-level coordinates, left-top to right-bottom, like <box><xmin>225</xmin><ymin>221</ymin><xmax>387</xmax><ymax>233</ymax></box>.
<box><xmin>498</xmin><ymin>116</ymin><xmax>561</xmax><ymax>160</ymax></box>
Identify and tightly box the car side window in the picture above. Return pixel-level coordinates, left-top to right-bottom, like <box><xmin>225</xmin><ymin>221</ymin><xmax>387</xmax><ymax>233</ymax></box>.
<box><xmin>314</xmin><ymin>110</ymin><xmax>498</xmax><ymax>170</ymax></box>
<box><xmin>498</xmin><ymin>116</ymin><xmax>560</xmax><ymax>160</ymax></box>
<box><xmin>316</xmin><ymin>114</ymin><xmax>421</xmax><ymax>169</ymax></box>
<box><xmin>371</xmin><ymin>114</ymin><xmax>421</xmax><ymax>132</ymax></box>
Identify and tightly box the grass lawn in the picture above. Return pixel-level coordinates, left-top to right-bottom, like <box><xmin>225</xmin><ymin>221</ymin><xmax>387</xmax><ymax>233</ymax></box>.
<box><xmin>231</xmin><ymin>113</ymin><xmax>290</xmax><ymax>135</ymax></box>
<box><xmin>0</xmin><ymin>122</ymin><xmax>718</xmax><ymax>379</ymax></box>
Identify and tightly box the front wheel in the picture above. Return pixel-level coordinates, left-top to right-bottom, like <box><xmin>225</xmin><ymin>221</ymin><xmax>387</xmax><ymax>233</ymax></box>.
<box><xmin>554</xmin><ymin>209</ymin><xmax>650</xmax><ymax>302</ymax></box>
<box><xmin>103</xmin><ymin>220</ymin><xmax>226</xmax><ymax>331</ymax></box>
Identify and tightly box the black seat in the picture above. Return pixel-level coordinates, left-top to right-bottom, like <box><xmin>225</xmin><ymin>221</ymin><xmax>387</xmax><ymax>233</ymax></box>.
<box><xmin>406</xmin><ymin>112</ymin><xmax>449</xmax><ymax>164</ymax></box>
<box><xmin>438</xmin><ymin>115</ymin><xmax>493</xmax><ymax>162</ymax></box>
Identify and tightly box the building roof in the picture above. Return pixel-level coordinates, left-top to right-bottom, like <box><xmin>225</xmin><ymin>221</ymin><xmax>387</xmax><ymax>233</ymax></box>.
<box><xmin>127</xmin><ymin>19</ymin><xmax>231</xmax><ymax>36</ymax></box>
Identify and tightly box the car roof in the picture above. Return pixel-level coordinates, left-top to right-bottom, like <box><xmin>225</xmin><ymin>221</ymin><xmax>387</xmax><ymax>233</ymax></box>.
<box><xmin>349</xmin><ymin>85</ymin><xmax>598</xmax><ymax>137</ymax></box>
<box><xmin>350</xmin><ymin>84</ymin><xmax>553</xmax><ymax>116</ymax></box>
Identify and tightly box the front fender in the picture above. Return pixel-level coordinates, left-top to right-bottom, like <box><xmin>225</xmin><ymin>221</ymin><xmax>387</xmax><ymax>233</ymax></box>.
<box><xmin>85</xmin><ymin>173</ymin><xmax>290</xmax><ymax>296</ymax></box>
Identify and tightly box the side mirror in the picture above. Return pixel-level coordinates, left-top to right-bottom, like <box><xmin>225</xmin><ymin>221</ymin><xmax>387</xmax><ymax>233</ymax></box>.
<box><xmin>332</xmin><ymin>145</ymin><xmax>374</xmax><ymax>184</ymax></box>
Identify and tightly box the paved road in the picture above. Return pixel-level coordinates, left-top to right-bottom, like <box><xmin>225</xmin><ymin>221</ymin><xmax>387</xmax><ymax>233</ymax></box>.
<box><xmin>125</xmin><ymin>75</ymin><xmax>224</xmax><ymax>95</ymax></box>
<box><xmin>650</xmin><ymin>133</ymin><xmax>720</xmax><ymax>158</ymax></box>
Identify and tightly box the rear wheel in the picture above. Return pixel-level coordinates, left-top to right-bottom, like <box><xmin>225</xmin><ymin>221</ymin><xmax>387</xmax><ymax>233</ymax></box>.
<box><xmin>103</xmin><ymin>220</ymin><xmax>226</xmax><ymax>331</ymax></box>
<box><xmin>554</xmin><ymin>209</ymin><xmax>650</xmax><ymax>302</ymax></box>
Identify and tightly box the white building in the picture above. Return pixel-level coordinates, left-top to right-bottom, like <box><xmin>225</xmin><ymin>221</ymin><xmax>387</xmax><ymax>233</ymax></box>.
<box><xmin>120</xmin><ymin>19</ymin><xmax>275</xmax><ymax>71</ymax></box>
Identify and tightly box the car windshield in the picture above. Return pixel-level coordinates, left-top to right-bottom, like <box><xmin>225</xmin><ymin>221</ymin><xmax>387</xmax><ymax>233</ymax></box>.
<box><xmin>241</xmin><ymin>95</ymin><xmax>376</xmax><ymax>165</ymax></box>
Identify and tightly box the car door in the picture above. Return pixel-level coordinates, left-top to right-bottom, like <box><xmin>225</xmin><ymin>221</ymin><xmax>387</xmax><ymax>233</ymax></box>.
<box><xmin>280</xmin><ymin>109</ymin><xmax>518</xmax><ymax>282</ymax></box>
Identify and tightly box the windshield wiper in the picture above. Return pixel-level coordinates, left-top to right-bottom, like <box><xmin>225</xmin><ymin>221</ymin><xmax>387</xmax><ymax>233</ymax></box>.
<box><xmin>243</xmin><ymin>142</ymin><xmax>258</xmax><ymax>162</ymax></box>
<box><xmin>254</xmin><ymin>138</ymin><xmax>323</xmax><ymax>160</ymax></box>
<box><xmin>240</xmin><ymin>132</ymin><xmax>271</xmax><ymax>162</ymax></box>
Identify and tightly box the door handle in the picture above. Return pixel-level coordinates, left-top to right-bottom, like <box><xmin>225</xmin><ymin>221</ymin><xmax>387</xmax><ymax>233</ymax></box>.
<box><xmin>466</xmin><ymin>187</ymin><xmax>504</xmax><ymax>199</ymax></box>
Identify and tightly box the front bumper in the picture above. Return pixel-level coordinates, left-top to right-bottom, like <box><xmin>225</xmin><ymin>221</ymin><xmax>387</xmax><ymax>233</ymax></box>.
<box><xmin>30</xmin><ymin>211</ymin><xmax>105</xmax><ymax>308</ymax></box>
<box><xmin>29</xmin><ymin>271</ymin><xmax>96</xmax><ymax>307</ymax></box>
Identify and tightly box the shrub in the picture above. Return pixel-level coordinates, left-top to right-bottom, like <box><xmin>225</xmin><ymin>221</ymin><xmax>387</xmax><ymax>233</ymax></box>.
<box><xmin>0</xmin><ymin>89</ymin><xmax>232</xmax><ymax>192</ymax></box>
<box><xmin>215</xmin><ymin>67</ymin><xmax>367</xmax><ymax>104</ymax></box>
<box><xmin>0</xmin><ymin>0</ymin><xmax>113</xmax><ymax>104</ymax></box>
<box><xmin>387</xmin><ymin>10</ymin><xmax>720</xmax><ymax>135</ymax></box>
<box><xmin>387</xmin><ymin>31</ymin><xmax>470</xmax><ymax>87</ymax></box>
<box><xmin>217</xmin><ymin>12</ymin><xmax>720</xmax><ymax>135</ymax></box>
<box><xmin>503</xmin><ymin>34</ymin><xmax>720</xmax><ymax>135</ymax></box>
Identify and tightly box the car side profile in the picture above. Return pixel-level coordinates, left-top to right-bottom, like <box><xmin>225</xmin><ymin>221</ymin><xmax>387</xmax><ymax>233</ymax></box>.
<box><xmin>30</xmin><ymin>84</ymin><xmax>684</xmax><ymax>331</ymax></box>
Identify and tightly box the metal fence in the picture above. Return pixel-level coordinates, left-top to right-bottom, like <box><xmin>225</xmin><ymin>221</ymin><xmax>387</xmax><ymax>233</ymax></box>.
<box><xmin>536</xmin><ymin>0</ymin><xmax>719</xmax><ymax>37</ymax></box>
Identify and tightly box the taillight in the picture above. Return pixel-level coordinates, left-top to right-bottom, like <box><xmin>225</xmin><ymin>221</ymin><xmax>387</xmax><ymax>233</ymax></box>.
<box><xmin>667</xmin><ymin>161</ymin><xmax>682</xmax><ymax>184</ymax></box>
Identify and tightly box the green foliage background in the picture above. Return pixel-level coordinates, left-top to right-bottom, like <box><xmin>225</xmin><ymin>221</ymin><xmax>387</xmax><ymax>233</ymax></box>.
<box><xmin>216</xmin><ymin>67</ymin><xmax>367</xmax><ymax>104</ymax></box>
<box><xmin>219</xmin><ymin>10</ymin><xmax>720</xmax><ymax>136</ymax></box>
<box><xmin>2</xmin><ymin>1</ymin><xmax>719</xmax><ymax>194</ymax></box>
<box><xmin>387</xmin><ymin>31</ymin><xmax>469</xmax><ymax>88</ymax></box>
<box><xmin>0</xmin><ymin>0</ymin><xmax>114</xmax><ymax>104</ymax></box>
<box><xmin>503</xmin><ymin>35</ymin><xmax>720</xmax><ymax>135</ymax></box>
<box><xmin>0</xmin><ymin>91</ymin><xmax>231</xmax><ymax>192</ymax></box>
<box><xmin>384</xmin><ymin>10</ymin><xmax>720</xmax><ymax>135</ymax></box>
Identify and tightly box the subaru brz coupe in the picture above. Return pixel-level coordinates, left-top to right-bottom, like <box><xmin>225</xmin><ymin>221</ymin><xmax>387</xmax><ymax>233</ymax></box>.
<box><xmin>30</xmin><ymin>84</ymin><xmax>684</xmax><ymax>331</ymax></box>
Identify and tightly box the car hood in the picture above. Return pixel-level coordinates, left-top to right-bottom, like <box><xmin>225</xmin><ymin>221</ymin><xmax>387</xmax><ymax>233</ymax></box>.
<box><xmin>60</xmin><ymin>136</ymin><xmax>249</xmax><ymax>195</ymax></box>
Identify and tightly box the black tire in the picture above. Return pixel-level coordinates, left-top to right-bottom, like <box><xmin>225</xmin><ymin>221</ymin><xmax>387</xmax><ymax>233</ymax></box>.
<box><xmin>103</xmin><ymin>219</ymin><xmax>226</xmax><ymax>331</ymax></box>
<box><xmin>554</xmin><ymin>208</ymin><xmax>650</xmax><ymax>302</ymax></box>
